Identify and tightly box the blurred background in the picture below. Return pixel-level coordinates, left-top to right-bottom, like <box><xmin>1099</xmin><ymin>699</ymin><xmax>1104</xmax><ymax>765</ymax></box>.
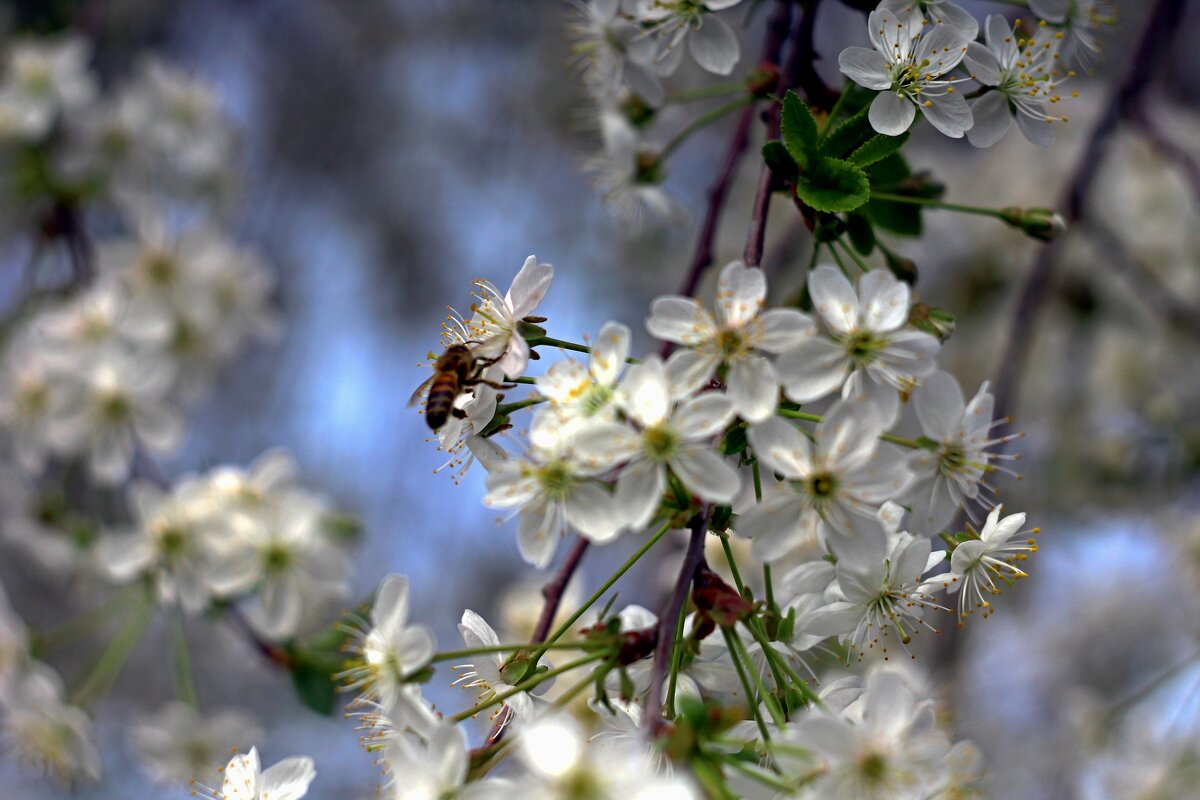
<box><xmin>1</xmin><ymin>0</ymin><xmax>1199</xmax><ymax>797</ymax></box>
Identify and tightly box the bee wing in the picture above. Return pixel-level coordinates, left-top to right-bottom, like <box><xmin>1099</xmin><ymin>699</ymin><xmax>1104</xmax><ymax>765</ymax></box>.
<box><xmin>407</xmin><ymin>373</ymin><xmax>438</xmax><ymax>407</ymax></box>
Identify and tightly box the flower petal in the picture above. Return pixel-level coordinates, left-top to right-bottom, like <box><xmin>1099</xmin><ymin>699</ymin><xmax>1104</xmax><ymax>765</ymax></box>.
<box><xmin>646</xmin><ymin>296</ymin><xmax>715</xmax><ymax>346</ymax></box>
<box><xmin>590</xmin><ymin>321</ymin><xmax>630</xmax><ymax>385</ymax></box>
<box><xmin>670</xmin><ymin>447</ymin><xmax>739</xmax><ymax>503</ymax></box>
<box><xmin>838</xmin><ymin>46</ymin><xmax>892</xmax><ymax>90</ymax></box>
<box><xmin>747</xmin><ymin>416</ymin><xmax>812</xmax><ymax>479</ymax></box>
<box><xmin>505</xmin><ymin>256</ymin><xmax>554</xmax><ymax>319</ymax></box>
<box><xmin>869</xmin><ymin>91</ymin><xmax>917</xmax><ymax>137</ymax></box>
<box><xmin>688</xmin><ymin>15</ymin><xmax>740</xmax><ymax>75</ymax></box>
<box><xmin>727</xmin><ymin>355</ymin><xmax>779</xmax><ymax>423</ymax></box>
<box><xmin>808</xmin><ymin>265</ymin><xmax>859</xmax><ymax>335</ymax></box>
<box><xmin>673</xmin><ymin>392</ymin><xmax>735</xmax><ymax>439</ymax></box>
<box><xmin>776</xmin><ymin>336</ymin><xmax>851</xmax><ymax>403</ymax></box>
<box><xmin>715</xmin><ymin>260</ymin><xmax>766</xmax><ymax>328</ymax></box>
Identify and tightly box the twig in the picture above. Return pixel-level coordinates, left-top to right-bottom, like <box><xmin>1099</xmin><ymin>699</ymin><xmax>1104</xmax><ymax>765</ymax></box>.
<box><xmin>1082</xmin><ymin>219</ymin><xmax>1200</xmax><ymax>341</ymax></box>
<box><xmin>642</xmin><ymin>506</ymin><xmax>712</xmax><ymax>732</ymax></box>
<box><xmin>531</xmin><ymin>536</ymin><xmax>590</xmax><ymax>643</ymax></box>
<box><xmin>225</xmin><ymin>604</ymin><xmax>292</xmax><ymax>668</ymax></box>
<box><xmin>663</xmin><ymin>0</ymin><xmax>795</xmax><ymax>351</ymax></box>
<box><xmin>1131</xmin><ymin>110</ymin><xmax>1200</xmax><ymax>210</ymax></box>
<box><xmin>789</xmin><ymin>0</ymin><xmax>838</xmax><ymax>111</ymax></box>
<box><xmin>991</xmin><ymin>0</ymin><xmax>1188</xmax><ymax>423</ymax></box>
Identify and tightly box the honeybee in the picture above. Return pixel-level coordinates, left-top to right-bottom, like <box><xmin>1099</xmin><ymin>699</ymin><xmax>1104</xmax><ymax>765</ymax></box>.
<box><xmin>409</xmin><ymin>344</ymin><xmax>509</xmax><ymax>431</ymax></box>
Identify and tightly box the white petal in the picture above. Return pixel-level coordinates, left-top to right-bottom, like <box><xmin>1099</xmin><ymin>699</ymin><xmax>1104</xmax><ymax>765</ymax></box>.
<box><xmin>715</xmin><ymin>260</ymin><xmax>765</xmax><ymax>329</ymax></box>
<box><xmin>837</xmin><ymin>46</ymin><xmax>892</xmax><ymax>90</ymax></box>
<box><xmin>869</xmin><ymin>91</ymin><xmax>917</xmax><ymax>136</ymax></box>
<box><xmin>590</xmin><ymin>321</ymin><xmax>630</xmax><ymax>385</ymax></box>
<box><xmin>505</xmin><ymin>256</ymin><xmax>554</xmax><ymax>319</ymax></box>
<box><xmin>1016</xmin><ymin>106</ymin><xmax>1055</xmax><ymax>147</ymax></box>
<box><xmin>727</xmin><ymin>356</ymin><xmax>779</xmax><ymax>423</ymax></box>
<box><xmin>645</xmin><ymin>296</ymin><xmax>716</xmax><ymax>346</ymax></box>
<box><xmin>932</xmin><ymin>2</ymin><xmax>980</xmax><ymax>39</ymax></box>
<box><xmin>919</xmin><ymin>92</ymin><xmax>973</xmax><ymax>139</ymax></box>
<box><xmin>498</xmin><ymin>332</ymin><xmax>530</xmax><ymax>379</ymax></box>
<box><xmin>751</xmin><ymin>309</ymin><xmax>815</xmax><ymax>353</ymax></box>
<box><xmin>856</xmin><ymin>269</ymin><xmax>909</xmax><ymax>333</ymax></box>
<box><xmin>964</xmin><ymin>41</ymin><xmax>1002</xmax><ymax>86</ymax></box>
<box><xmin>747</xmin><ymin>417</ymin><xmax>812</xmax><ymax>479</ymax></box>
<box><xmin>816</xmin><ymin>399</ymin><xmax>884</xmax><ymax>472</ymax></box>
<box><xmin>564</xmin><ymin>483</ymin><xmax>623</xmax><ymax>544</ymax></box>
<box><xmin>688</xmin><ymin>15</ymin><xmax>740</xmax><ymax>75</ymax></box>
<box><xmin>134</xmin><ymin>404</ymin><xmax>185</xmax><ymax>454</ymax></box>
<box><xmin>666</xmin><ymin>348</ymin><xmax>720</xmax><ymax>398</ymax></box>
<box><xmin>260</xmin><ymin>756</ymin><xmax>317</xmax><ymax>800</ymax></box>
<box><xmin>373</xmin><ymin>574</ymin><xmax>412</xmax><ymax>632</ymax></box>
<box><xmin>914</xmin><ymin>371</ymin><xmax>965</xmax><ymax>441</ymax></box>
<box><xmin>670</xmin><ymin>447</ymin><xmax>739</xmax><ymax>503</ymax></box>
<box><xmin>672</xmin><ymin>392</ymin><xmax>734</xmax><ymax>439</ymax></box>
<box><xmin>966</xmin><ymin>90</ymin><xmax>1012</xmax><ymax>148</ymax></box>
<box><xmin>984</xmin><ymin>14</ymin><xmax>1018</xmax><ymax>65</ymax></box>
<box><xmin>517</xmin><ymin>503</ymin><xmax>562</xmax><ymax>568</ymax></box>
<box><xmin>615</xmin><ymin>459</ymin><xmax>665</xmax><ymax>532</ymax></box>
<box><xmin>571</xmin><ymin>420</ymin><xmax>642</xmax><ymax>473</ymax></box>
<box><xmin>915</xmin><ymin>24</ymin><xmax>968</xmax><ymax>74</ymax></box>
<box><xmin>776</xmin><ymin>336</ymin><xmax>851</xmax><ymax>403</ymax></box>
<box><xmin>617</xmin><ymin>357</ymin><xmax>672</xmax><ymax>428</ymax></box>
<box><xmin>459</xmin><ymin>609</ymin><xmax>501</xmax><ymax>650</ymax></box>
<box><xmin>808</xmin><ymin>265</ymin><xmax>859</xmax><ymax>335</ymax></box>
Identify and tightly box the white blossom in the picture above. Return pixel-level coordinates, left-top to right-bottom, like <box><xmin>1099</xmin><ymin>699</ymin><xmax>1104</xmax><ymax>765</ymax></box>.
<box><xmin>877</xmin><ymin>0</ymin><xmax>979</xmax><ymax>40</ymax></box>
<box><xmin>574</xmin><ymin>356</ymin><xmax>738</xmax><ymax>532</ymax></box>
<box><xmin>839</xmin><ymin>8</ymin><xmax>973</xmax><ymax>138</ymax></box>
<box><xmin>453</xmin><ymin>610</ymin><xmax>552</xmax><ymax>727</ymax></box>
<box><xmin>456</xmin><ymin>255</ymin><xmax>554</xmax><ymax>379</ymax></box>
<box><xmin>567</xmin><ymin>0</ymin><xmax>664</xmax><ymax>105</ymax></box>
<box><xmin>963</xmin><ymin>15</ymin><xmax>1067</xmax><ymax>147</ymax></box>
<box><xmin>943</xmin><ymin>504</ymin><xmax>1037</xmax><ymax>621</ymax></box>
<box><xmin>192</xmin><ymin>747</ymin><xmax>316</xmax><ymax>800</ymax></box>
<box><xmin>338</xmin><ymin>574</ymin><xmax>437</xmax><ymax>708</ymax></box>
<box><xmin>647</xmin><ymin>260</ymin><xmax>814</xmax><ymax>423</ymax></box>
<box><xmin>536</xmin><ymin>320</ymin><xmax>630</xmax><ymax>428</ymax></box>
<box><xmin>627</xmin><ymin>0</ymin><xmax>745</xmax><ymax>76</ymax></box>
<box><xmin>0</xmin><ymin>663</ymin><xmax>101</xmax><ymax>784</ymax></box>
<box><xmin>776</xmin><ymin>266</ymin><xmax>939</xmax><ymax>424</ymax></box>
<box><xmin>0</xmin><ymin>37</ymin><xmax>95</xmax><ymax>140</ymax></box>
<box><xmin>585</xmin><ymin>110</ymin><xmax>687</xmax><ymax>225</ymax></box>
<box><xmin>736</xmin><ymin>402</ymin><xmax>912</xmax><ymax>561</ymax></box>
<box><xmin>1028</xmin><ymin>0</ymin><xmax>1111</xmax><ymax>72</ymax></box>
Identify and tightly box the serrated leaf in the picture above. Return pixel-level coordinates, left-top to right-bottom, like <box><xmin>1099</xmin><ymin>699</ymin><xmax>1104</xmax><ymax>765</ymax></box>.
<box><xmin>848</xmin><ymin>132</ymin><xmax>909</xmax><ymax>167</ymax></box>
<box><xmin>781</xmin><ymin>90</ymin><xmax>818</xmax><ymax>167</ymax></box>
<box><xmin>819</xmin><ymin>104</ymin><xmax>872</xmax><ymax>159</ymax></box>
<box><xmin>761</xmin><ymin>140</ymin><xmax>798</xmax><ymax>186</ymax></box>
<box><xmin>795</xmin><ymin>157</ymin><xmax>870</xmax><ymax>213</ymax></box>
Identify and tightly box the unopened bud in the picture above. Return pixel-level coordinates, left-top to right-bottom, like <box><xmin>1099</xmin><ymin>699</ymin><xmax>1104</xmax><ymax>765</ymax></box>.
<box><xmin>909</xmin><ymin>303</ymin><xmax>955</xmax><ymax>342</ymax></box>
<box><xmin>635</xmin><ymin>150</ymin><xmax>663</xmax><ymax>184</ymax></box>
<box><xmin>1000</xmin><ymin>206</ymin><xmax>1067</xmax><ymax>242</ymax></box>
<box><xmin>621</xmin><ymin>94</ymin><xmax>655</xmax><ymax>127</ymax></box>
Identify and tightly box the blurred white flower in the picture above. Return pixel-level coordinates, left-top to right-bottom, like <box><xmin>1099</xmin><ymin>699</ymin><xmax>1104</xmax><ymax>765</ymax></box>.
<box><xmin>0</xmin><ymin>37</ymin><xmax>95</xmax><ymax>140</ymax></box>
<box><xmin>567</xmin><ymin>0</ymin><xmax>664</xmax><ymax>105</ymax></box>
<box><xmin>0</xmin><ymin>338</ymin><xmax>64</xmax><ymax>474</ymax></box>
<box><xmin>131</xmin><ymin>702</ymin><xmax>262</xmax><ymax>784</ymax></box>
<box><xmin>585</xmin><ymin>110</ymin><xmax>687</xmax><ymax>226</ymax></box>
<box><xmin>1028</xmin><ymin>0</ymin><xmax>1111</xmax><ymax>72</ymax></box>
<box><xmin>0</xmin><ymin>663</ymin><xmax>101</xmax><ymax>784</ymax></box>
<box><xmin>627</xmin><ymin>0</ymin><xmax>744</xmax><ymax>76</ymax></box>
<box><xmin>0</xmin><ymin>581</ymin><xmax>28</xmax><ymax>694</ymax></box>
<box><xmin>877</xmin><ymin>0</ymin><xmax>979</xmax><ymax>39</ymax></box>
<box><xmin>536</xmin><ymin>320</ymin><xmax>630</xmax><ymax>427</ymax></box>
<box><xmin>339</xmin><ymin>574</ymin><xmax>437</xmax><ymax>709</ymax></box>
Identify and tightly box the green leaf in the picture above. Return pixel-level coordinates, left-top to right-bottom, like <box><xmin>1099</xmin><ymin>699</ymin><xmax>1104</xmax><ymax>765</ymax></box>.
<box><xmin>848</xmin><ymin>131</ymin><xmax>909</xmax><ymax>167</ymax></box>
<box><xmin>864</xmin><ymin>153</ymin><xmax>923</xmax><ymax>236</ymax></box>
<box><xmin>819</xmin><ymin>104</ymin><xmax>872</xmax><ymax>159</ymax></box>
<box><xmin>289</xmin><ymin>657</ymin><xmax>337</xmax><ymax>715</ymax></box>
<box><xmin>781</xmin><ymin>90</ymin><xmax>818</xmax><ymax>167</ymax></box>
<box><xmin>761</xmin><ymin>140</ymin><xmax>798</xmax><ymax>186</ymax></box>
<box><xmin>795</xmin><ymin>157</ymin><xmax>870</xmax><ymax>213</ymax></box>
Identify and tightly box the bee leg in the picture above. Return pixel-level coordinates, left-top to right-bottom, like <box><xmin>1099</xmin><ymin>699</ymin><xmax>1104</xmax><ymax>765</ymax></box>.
<box><xmin>479</xmin><ymin>380</ymin><xmax>516</xmax><ymax>391</ymax></box>
<box><xmin>452</xmin><ymin>408</ymin><xmax>468</xmax><ymax>419</ymax></box>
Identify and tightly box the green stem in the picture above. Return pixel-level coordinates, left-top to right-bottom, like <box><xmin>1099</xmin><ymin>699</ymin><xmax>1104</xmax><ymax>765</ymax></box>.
<box><xmin>724</xmin><ymin>757</ymin><xmax>796</xmax><ymax>793</ymax></box>
<box><xmin>777</xmin><ymin>408</ymin><xmax>923</xmax><ymax>449</ymax></box>
<box><xmin>719</xmin><ymin>536</ymin><xmax>747</xmax><ymax>596</ymax></box>
<box><xmin>828</xmin><ymin>240</ymin><xmax>852</xmax><ymax>277</ymax></box>
<box><xmin>690</xmin><ymin>756</ymin><xmax>739</xmax><ymax>800</ymax></box>
<box><xmin>511</xmin><ymin>376</ymin><xmax>537</xmax><ymax>385</ymax></box>
<box><xmin>835</xmin><ymin>238</ymin><xmax>870</xmax><ymax>273</ymax></box>
<box><xmin>170</xmin><ymin>609</ymin><xmax>199</xmax><ymax>709</ymax></box>
<box><xmin>432</xmin><ymin>641</ymin><xmax>602</xmax><ymax>662</ymax></box>
<box><xmin>533</xmin><ymin>521</ymin><xmax>674</xmax><ymax>662</ymax></box>
<box><xmin>658</xmin><ymin>97</ymin><xmax>755</xmax><ymax>161</ymax></box>
<box><xmin>553</xmin><ymin>672</ymin><xmax>597</xmax><ymax>709</ymax></box>
<box><xmin>450</xmin><ymin>653</ymin><xmax>604</xmax><ymax>722</ymax></box>
<box><xmin>71</xmin><ymin>592</ymin><xmax>155</xmax><ymax>709</ymax></box>
<box><xmin>763</xmin><ymin>564</ymin><xmax>775</xmax><ymax>611</ymax></box>
<box><xmin>531</xmin><ymin>336</ymin><xmax>591</xmax><ymax>355</ymax></box>
<box><xmin>723</xmin><ymin>627</ymin><xmax>773</xmax><ymax>742</ymax></box>
<box><xmin>807</xmin><ymin>240</ymin><xmax>823</xmax><ymax>274</ymax></box>
<box><xmin>31</xmin><ymin>586</ymin><xmax>138</xmax><ymax>655</ymax></box>
<box><xmin>728</xmin><ymin>628</ymin><xmax>786</xmax><ymax>727</ymax></box>
<box><xmin>868</xmin><ymin>192</ymin><xmax>1010</xmax><ymax>220</ymax></box>
<box><xmin>665</xmin><ymin>594</ymin><xmax>689</xmax><ymax>719</ymax></box>
<box><xmin>751</xmin><ymin>457</ymin><xmax>763</xmax><ymax>503</ymax></box>
<box><xmin>495</xmin><ymin>397</ymin><xmax>546</xmax><ymax>416</ymax></box>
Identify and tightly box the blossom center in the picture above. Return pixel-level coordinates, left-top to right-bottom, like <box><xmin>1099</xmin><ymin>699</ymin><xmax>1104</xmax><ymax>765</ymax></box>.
<box><xmin>579</xmin><ymin>383</ymin><xmax>614</xmax><ymax>417</ymax></box>
<box><xmin>642</xmin><ymin>424</ymin><xmax>680</xmax><ymax>461</ymax></box>
<box><xmin>536</xmin><ymin>460</ymin><xmax>575</xmax><ymax>499</ymax></box>
<box><xmin>843</xmin><ymin>330</ymin><xmax>884</xmax><ymax>366</ymax></box>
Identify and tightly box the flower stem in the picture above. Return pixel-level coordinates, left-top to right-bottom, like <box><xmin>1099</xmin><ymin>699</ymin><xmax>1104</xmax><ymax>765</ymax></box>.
<box><xmin>724</xmin><ymin>757</ymin><xmax>797</xmax><ymax>793</ymax></box>
<box><xmin>31</xmin><ymin>586</ymin><xmax>139</xmax><ymax>656</ymax></box>
<box><xmin>530</xmin><ymin>335</ymin><xmax>590</xmax><ymax>354</ymax></box>
<box><xmin>722</xmin><ymin>626</ymin><xmax>774</xmax><ymax>741</ymax></box>
<box><xmin>835</xmin><ymin>237</ymin><xmax>870</xmax><ymax>273</ymax></box>
<box><xmin>170</xmin><ymin>609</ymin><xmax>199</xmax><ymax>709</ymax></box>
<box><xmin>658</xmin><ymin>96</ymin><xmax>755</xmax><ymax>162</ymax></box>
<box><xmin>868</xmin><ymin>192</ymin><xmax>1010</xmax><ymax>220</ymax></box>
<box><xmin>664</xmin><ymin>591</ymin><xmax>689</xmax><ymax>719</ymax></box>
<box><xmin>449</xmin><ymin>652</ymin><xmax>604</xmax><ymax>722</ymax></box>
<box><xmin>533</xmin><ymin>521</ymin><xmax>674</xmax><ymax>661</ymax></box>
<box><xmin>776</xmin><ymin>408</ymin><xmax>924</xmax><ymax>449</ymax></box>
<box><xmin>71</xmin><ymin>591</ymin><xmax>155</xmax><ymax>709</ymax></box>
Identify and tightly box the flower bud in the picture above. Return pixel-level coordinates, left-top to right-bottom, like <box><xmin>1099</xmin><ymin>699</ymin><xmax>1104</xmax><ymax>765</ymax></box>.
<box><xmin>884</xmin><ymin>250</ymin><xmax>918</xmax><ymax>284</ymax></box>
<box><xmin>909</xmin><ymin>303</ymin><xmax>955</xmax><ymax>342</ymax></box>
<box><xmin>621</xmin><ymin>94</ymin><xmax>655</xmax><ymax>127</ymax></box>
<box><xmin>746</xmin><ymin>62</ymin><xmax>780</xmax><ymax>97</ymax></box>
<box><xmin>1000</xmin><ymin>207</ymin><xmax>1067</xmax><ymax>242</ymax></box>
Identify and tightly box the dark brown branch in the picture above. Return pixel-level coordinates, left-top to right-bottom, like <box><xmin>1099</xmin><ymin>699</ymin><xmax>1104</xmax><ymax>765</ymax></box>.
<box><xmin>642</xmin><ymin>506</ymin><xmax>712</xmax><ymax>733</ymax></box>
<box><xmin>531</xmin><ymin>536</ymin><xmax>590</xmax><ymax>642</ymax></box>
<box><xmin>790</xmin><ymin>0</ymin><xmax>838</xmax><ymax>111</ymax></box>
<box><xmin>991</xmin><ymin>0</ymin><xmax>1188</xmax><ymax>423</ymax></box>
<box><xmin>1132</xmin><ymin>110</ymin><xmax>1200</xmax><ymax>210</ymax></box>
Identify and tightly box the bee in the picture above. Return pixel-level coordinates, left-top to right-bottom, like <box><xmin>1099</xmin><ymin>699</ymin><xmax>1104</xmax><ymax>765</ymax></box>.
<box><xmin>409</xmin><ymin>344</ymin><xmax>510</xmax><ymax>431</ymax></box>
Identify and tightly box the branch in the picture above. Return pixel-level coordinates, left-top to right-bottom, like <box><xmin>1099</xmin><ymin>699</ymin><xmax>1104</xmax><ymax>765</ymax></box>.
<box><xmin>661</xmin><ymin>0</ymin><xmax>795</xmax><ymax>349</ymax></box>
<box><xmin>990</xmin><ymin>0</ymin><xmax>1188</xmax><ymax>423</ymax></box>
<box><xmin>531</xmin><ymin>536</ymin><xmax>590</xmax><ymax>643</ymax></box>
<box><xmin>642</xmin><ymin>506</ymin><xmax>712</xmax><ymax>732</ymax></box>
<box><xmin>1131</xmin><ymin>110</ymin><xmax>1200</xmax><ymax>210</ymax></box>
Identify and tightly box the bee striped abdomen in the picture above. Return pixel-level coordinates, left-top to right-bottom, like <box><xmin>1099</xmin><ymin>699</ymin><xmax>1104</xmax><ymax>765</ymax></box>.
<box><xmin>424</xmin><ymin>373</ymin><xmax>461</xmax><ymax>431</ymax></box>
